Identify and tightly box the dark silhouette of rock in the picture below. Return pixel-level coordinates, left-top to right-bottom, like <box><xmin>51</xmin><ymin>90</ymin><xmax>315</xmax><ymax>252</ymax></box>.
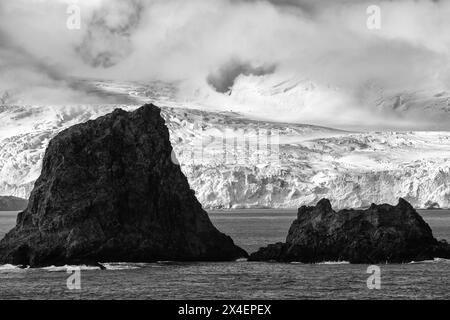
<box><xmin>249</xmin><ymin>198</ymin><xmax>450</xmax><ymax>263</ymax></box>
<box><xmin>0</xmin><ymin>196</ymin><xmax>28</xmax><ymax>211</ymax></box>
<box><xmin>0</xmin><ymin>104</ymin><xmax>247</xmax><ymax>267</ymax></box>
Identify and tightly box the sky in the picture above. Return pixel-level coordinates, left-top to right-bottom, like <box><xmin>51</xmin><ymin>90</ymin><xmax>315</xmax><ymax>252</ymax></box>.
<box><xmin>1</xmin><ymin>0</ymin><xmax>450</xmax><ymax>129</ymax></box>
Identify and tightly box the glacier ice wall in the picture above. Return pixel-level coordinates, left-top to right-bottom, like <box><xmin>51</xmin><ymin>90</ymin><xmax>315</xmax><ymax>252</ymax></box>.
<box><xmin>1</xmin><ymin>103</ymin><xmax>450</xmax><ymax>209</ymax></box>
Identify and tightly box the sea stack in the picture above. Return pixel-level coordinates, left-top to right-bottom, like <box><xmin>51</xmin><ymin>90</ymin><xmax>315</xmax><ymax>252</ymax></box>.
<box><xmin>249</xmin><ymin>198</ymin><xmax>450</xmax><ymax>263</ymax></box>
<box><xmin>0</xmin><ymin>104</ymin><xmax>247</xmax><ymax>267</ymax></box>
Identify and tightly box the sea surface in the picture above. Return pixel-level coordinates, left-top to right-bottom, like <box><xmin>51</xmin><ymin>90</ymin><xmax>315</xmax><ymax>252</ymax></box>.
<box><xmin>0</xmin><ymin>209</ymin><xmax>449</xmax><ymax>300</ymax></box>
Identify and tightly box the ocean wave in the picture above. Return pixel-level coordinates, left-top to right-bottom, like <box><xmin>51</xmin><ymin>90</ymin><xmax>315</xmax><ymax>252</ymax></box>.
<box><xmin>101</xmin><ymin>263</ymin><xmax>144</xmax><ymax>270</ymax></box>
<box><xmin>235</xmin><ymin>258</ymin><xmax>248</xmax><ymax>262</ymax></box>
<box><xmin>317</xmin><ymin>261</ymin><xmax>350</xmax><ymax>265</ymax></box>
<box><xmin>409</xmin><ymin>257</ymin><xmax>450</xmax><ymax>264</ymax></box>
<box><xmin>433</xmin><ymin>257</ymin><xmax>450</xmax><ymax>263</ymax></box>
<box><xmin>42</xmin><ymin>265</ymin><xmax>101</xmax><ymax>272</ymax></box>
<box><xmin>0</xmin><ymin>264</ymin><xmax>26</xmax><ymax>271</ymax></box>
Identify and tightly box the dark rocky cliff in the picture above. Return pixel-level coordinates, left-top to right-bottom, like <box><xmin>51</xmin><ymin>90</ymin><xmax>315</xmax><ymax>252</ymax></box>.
<box><xmin>0</xmin><ymin>104</ymin><xmax>247</xmax><ymax>267</ymax></box>
<box><xmin>0</xmin><ymin>196</ymin><xmax>28</xmax><ymax>211</ymax></box>
<box><xmin>249</xmin><ymin>198</ymin><xmax>450</xmax><ymax>263</ymax></box>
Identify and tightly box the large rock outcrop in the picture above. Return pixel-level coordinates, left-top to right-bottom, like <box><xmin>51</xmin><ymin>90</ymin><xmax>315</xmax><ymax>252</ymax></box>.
<box><xmin>0</xmin><ymin>196</ymin><xmax>28</xmax><ymax>211</ymax></box>
<box><xmin>249</xmin><ymin>198</ymin><xmax>450</xmax><ymax>263</ymax></box>
<box><xmin>0</xmin><ymin>104</ymin><xmax>247</xmax><ymax>267</ymax></box>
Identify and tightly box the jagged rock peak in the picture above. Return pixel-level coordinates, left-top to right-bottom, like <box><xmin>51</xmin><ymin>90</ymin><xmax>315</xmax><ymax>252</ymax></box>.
<box><xmin>0</xmin><ymin>104</ymin><xmax>247</xmax><ymax>267</ymax></box>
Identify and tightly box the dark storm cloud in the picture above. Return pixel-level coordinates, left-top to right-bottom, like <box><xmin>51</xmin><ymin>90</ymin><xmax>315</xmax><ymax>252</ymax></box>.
<box><xmin>207</xmin><ymin>59</ymin><xmax>276</xmax><ymax>93</ymax></box>
<box><xmin>1</xmin><ymin>0</ymin><xmax>450</xmax><ymax>128</ymax></box>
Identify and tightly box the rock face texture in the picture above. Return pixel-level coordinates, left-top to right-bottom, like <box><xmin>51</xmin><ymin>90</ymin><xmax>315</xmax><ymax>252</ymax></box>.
<box><xmin>0</xmin><ymin>196</ymin><xmax>28</xmax><ymax>211</ymax></box>
<box><xmin>249</xmin><ymin>198</ymin><xmax>450</xmax><ymax>263</ymax></box>
<box><xmin>0</xmin><ymin>104</ymin><xmax>247</xmax><ymax>267</ymax></box>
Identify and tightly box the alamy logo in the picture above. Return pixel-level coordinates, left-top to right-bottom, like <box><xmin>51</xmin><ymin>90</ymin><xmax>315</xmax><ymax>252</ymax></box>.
<box><xmin>172</xmin><ymin>120</ymin><xmax>281</xmax><ymax>168</ymax></box>
<box><xmin>366</xmin><ymin>265</ymin><xmax>381</xmax><ymax>289</ymax></box>
<box><xmin>366</xmin><ymin>5</ymin><xmax>381</xmax><ymax>30</ymax></box>
<box><xmin>66</xmin><ymin>1</ymin><xmax>81</xmax><ymax>30</ymax></box>
<box><xmin>66</xmin><ymin>267</ymin><xmax>81</xmax><ymax>290</ymax></box>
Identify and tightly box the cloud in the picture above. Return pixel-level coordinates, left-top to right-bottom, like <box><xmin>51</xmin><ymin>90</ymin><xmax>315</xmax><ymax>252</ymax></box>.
<box><xmin>1</xmin><ymin>0</ymin><xmax>450</xmax><ymax>129</ymax></box>
<box><xmin>0</xmin><ymin>0</ymin><xmax>138</xmax><ymax>105</ymax></box>
<box><xmin>77</xmin><ymin>0</ymin><xmax>143</xmax><ymax>68</ymax></box>
<box><xmin>207</xmin><ymin>59</ymin><xmax>276</xmax><ymax>93</ymax></box>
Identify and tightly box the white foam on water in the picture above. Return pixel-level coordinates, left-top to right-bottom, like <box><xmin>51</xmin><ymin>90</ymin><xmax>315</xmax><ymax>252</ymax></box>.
<box><xmin>235</xmin><ymin>258</ymin><xmax>248</xmax><ymax>262</ymax></box>
<box><xmin>0</xmin><ymin>264</ymin><xmax>24</xmax><ymax>271</ymax></box>
<box><xmin>409</xmin><ymin>260</ymin><xmax>433</xmax><ymax>264</ymax></box>
<box><xmin>42</xmin><ymin>265</ymin><xmax>101</xmax><ymax>272</ymax></box>
<box><xmin>317</xmin><ymin>261</ymin><xmax>350</xmax><ymax>265</ymax></box>
<box><xmin>409</xmin><ymin>257</ymin><xmax>450</xmax><ymax>264</ymax></box>
<box><xmin>433</xmin><ymin>257</ymin><xmax>450</xmax><ymax>263</ymax></box>
<box><xmin>101</xmin><ymin>263</ymin><xmax>142</xmax><ymax>270</ymax></box>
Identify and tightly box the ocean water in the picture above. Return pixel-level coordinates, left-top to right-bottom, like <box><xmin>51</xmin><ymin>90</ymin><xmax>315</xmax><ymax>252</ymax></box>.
<box><xmin>0</xmin><ymin>210</ymin><xmax>449</xmax><ymax>300</ymax></box>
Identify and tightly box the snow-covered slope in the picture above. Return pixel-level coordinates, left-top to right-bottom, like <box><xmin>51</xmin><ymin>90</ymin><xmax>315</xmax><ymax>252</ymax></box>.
<box><xmin>0</xmin><ymin>104</ymin><xmax>138</xmax><ymax>198</ymax></box>
<box><xmin>2</xmin><ymin>101</ymin><xmax>450</xmax><ymax>210</ymax></box>
<box><xmin>1</xmin><ymin>78</ymin><xmax>450</xmax><ymax>209</ymax></box>
<box><xmin>169</xmin><ymin>74</ymin><xmax>450</xmax><ymax>130</ymax></box>
<box><xmin>164</xmin><ymin>108</ymin><xmax>450</xmax><ymax>209</ymax></box>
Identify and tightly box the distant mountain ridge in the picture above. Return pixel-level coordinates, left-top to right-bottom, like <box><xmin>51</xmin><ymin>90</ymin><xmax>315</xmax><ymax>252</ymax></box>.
<box><xmin>0</xmin><ymin>196</ymin><xmax>28</xmax><ymax>211</ymax></box>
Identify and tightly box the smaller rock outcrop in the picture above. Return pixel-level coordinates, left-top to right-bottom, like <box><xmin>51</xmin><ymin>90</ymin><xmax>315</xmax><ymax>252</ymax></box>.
<box><xmin>249</xmin><ymin>198</ymin><xmax>450</xmax><ymax>263</ymax></box>
<box><xmin>0</xmin><ymin>196</ymin><xmax>28</xmax><ymax>211</ymax></box>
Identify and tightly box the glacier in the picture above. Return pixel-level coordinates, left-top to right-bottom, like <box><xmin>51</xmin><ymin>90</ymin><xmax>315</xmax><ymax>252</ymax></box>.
<box><xmin>164</xmin><ymin>107</ymin><xmax>450</xmax><ymax>209</ymax></box>
<box><xmin>1</xmin><ymin>78</ymin><xmax>450</xmax><ymax>209</ymax></box>
<box><xmin>1</xmin><ymin>103</ymin><xmax>450</xmax><ymax>210</ymax></box>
